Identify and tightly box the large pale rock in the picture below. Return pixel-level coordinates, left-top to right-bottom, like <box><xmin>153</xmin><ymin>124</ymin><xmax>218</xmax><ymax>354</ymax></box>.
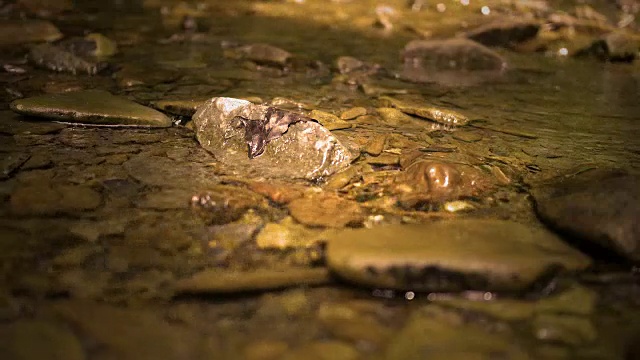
<box><xmin>326</xmin><ymin>220</ymin><xmax>591</xmax><ymax>292</ymax></box>
<box><xmin>192</xmin><ymin>97</ymin><xmax>353</xmax><ymax>180</ymax></box>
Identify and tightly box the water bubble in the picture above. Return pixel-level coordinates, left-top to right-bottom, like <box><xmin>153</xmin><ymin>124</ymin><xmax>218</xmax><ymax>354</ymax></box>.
<box><xmin>436</xmin><ymin>3</ymin><xmax>446</xmax><ymax>12</ymax></box>
<box><xmin>481</xmin><ymin>6</ymin><xmax>490</xmax><ymax>15</ymax></box>
<box><xmin>405</xmin><ymin>291</ymin><xmax>415</xmax><ymax>300</ymax></box>
<box><xmin>461</xmin><ymin>0</ymin><xmax>469</xmax><ymax>5</ymax></box>
<box><xmin>558</xmin><ymin>48</ymin><xmax>569</xmax><ymax>56</ymax></box>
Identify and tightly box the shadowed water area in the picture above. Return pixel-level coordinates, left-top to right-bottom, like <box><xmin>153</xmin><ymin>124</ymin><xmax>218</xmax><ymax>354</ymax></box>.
<box><xmin>0</xmin><ymin>0</ymin><xmax>639</xmax><ymax>359</ymax></box>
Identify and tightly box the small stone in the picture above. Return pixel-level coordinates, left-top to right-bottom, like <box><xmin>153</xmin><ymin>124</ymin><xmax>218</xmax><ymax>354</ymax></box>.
<box><xmin>190</xmin><ymin>185</ymin><xmax>268</xmax><ymax>225</ymax></box>
<box><xmin>85</xmin><ymin>33</ymin><xmax>118</xmax><ymax>57</ymax></box>
<box><xmin>11</xmin><ymin>90</ymin><xmax>172</xmax><ymax>127</ymax></box>
<box><xmin>363</xmin><ymin>135</ymin><xmax>386</xmax><ymax>156</ymax></box>
<box><xmin>10</xmin><ymin>184</ymin><xmax>102</xmax><ymax>216</ymax></box>
<box><xmin>464</xmin><ymin>19</ymin><xmax>540</xmax><ymax>47</ymax></box>
<box><xmin>310</xmin><ymin>110</ymin><xmax>352</xmax><ymax>131</ymax></box>
<box><xmin>0</xmin><ymin>320</ymin><xmax>85</xmax><ymax>360</ymax></box>
<box><xmin>376</xmin><ymin>107</ymin><xmax>417</xmax><ymax>126</ymax></box>
<box><xmin>536</xmin><ymin>283</ymin><xmax>597</xmax><ymax>316</ymax></box>
<box><xmin>379</xmin><ymin>96</ymin><xmax>469</xmax><ymax>126</ymax></box>
<box><xmin>0</xmin><ymin>20</ymin><xmax>62</xmax><ymax>46</ymax></box>
<box><xmin>226</xmin><ymin>43</ymin><xmax>292</xmax><ymax>67</ymax></box>
<box><xmin>336</xmin><ymin>56</ymin><xmax>366</xmax><ymax>74</ymax></box>
<box><xmin>288</xmin><ymin>193</ymin><xmax>364</xmax><ymax>228</ymax></box>
<box><xmin>453</xmin><ymin>131</ymin><xmax>483</xmax><ymax>142</ymax></box>
<box><xmin>256</xmin><ymin>217</ymin><xmax>328</xmax><ymax>249</ymax></box>
<box><xmin>531</xmin><ymin>169</ymin><xmax>640</xmax><ymax>262</ymax></box>
<box><xmin>172</xmin><ymin>268</ymin><xmax>332</xmax><ymax>294</ymax></box>
<box><xmin>340</xmin><ymin>107</ymin><xmax>367</xmax><ymax>120</ymax></box>
<box><xmin>247</xmin><ymin>181</ymin><xmax>306</xmax><ymax>204</ymax></box>
<box><xmin>326</xmin><ymin>220</ymin><xmax>591</xmax><ymax>292</ymax></box>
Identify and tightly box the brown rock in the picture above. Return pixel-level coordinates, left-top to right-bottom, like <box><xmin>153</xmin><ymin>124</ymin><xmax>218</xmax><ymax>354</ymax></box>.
<box><xmin>288</xmin><ymin>193</ymin><xmax>364</xmax><ymax>228</ymax></box>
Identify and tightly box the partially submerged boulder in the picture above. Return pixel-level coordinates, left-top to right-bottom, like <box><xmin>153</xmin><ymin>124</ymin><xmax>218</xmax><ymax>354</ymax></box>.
<box><xmin>192</xmin><ymin>97</ymin><xmax>354</xmax><ymax>180</ymax></box>
<box><xmin>401</xmin><ymin>38</ymin><xmax>507</xmax><ymax>86</ymax></box>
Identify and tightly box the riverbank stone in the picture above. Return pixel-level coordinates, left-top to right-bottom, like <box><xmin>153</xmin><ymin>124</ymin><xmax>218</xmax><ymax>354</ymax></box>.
<box><xmin>10</xmin><ymin>90</ymin><xmax>172</xmax><ymax>127</ymax></box>
<box><xmin>192</xmin><ymin>97</ymin><xmax>353</xmax><ymax>180</ymax></box>
<box><xmin>326</xmin><ymin>219</ymin><xmax>591</xmax><ymax>292</ymax></box>
<box><xmin>531</xmin><ymin>169</ymin><xmax>640</xmax><ymax>262</ymax></box>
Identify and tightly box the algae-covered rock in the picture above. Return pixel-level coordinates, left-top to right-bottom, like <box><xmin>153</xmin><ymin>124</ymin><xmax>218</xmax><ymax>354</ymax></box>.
<box><xmin>326</xmin><ymin>220</ymin><xmax>591</xmax><ymax>292</ymax></box>
<box><xmin>10</xmin><ymin>90</ymin><xmax>172</xmax><ymax>127</ymax></box>
<box><xmin>192</xmin><ymin>97</ymin><xmax>354</xmax><ymax>180</ymax></box>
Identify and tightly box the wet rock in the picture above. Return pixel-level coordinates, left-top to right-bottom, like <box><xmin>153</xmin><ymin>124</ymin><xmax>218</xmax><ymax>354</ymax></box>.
<box><xmin>335</xmin><ymin>56</ymin><xmax>379</xmax><ymax>75</ymax></box>
<box><xmin>378</xmin><ymin>96</ymin><xmax>469</xmax><ymax>126</ymax></box>
<box><xmin>394</xmin><ymin>160</ymin><xmax>490</xmax><ymax>207</ymax></box>
<box><xmin>376</xmin><ymin>107</ymin><xmax>417</xmax><ymax>126</ymax></box>
<box><xmin>317</xmin><ymin>301</ymin><xmax>392</xmax><ymax>346</ymax></box>
<box><xmin>0</xmin><ymin>20</ymin><xmax>62</xmax><ymax>46</ymax></box>
<box><xmin>363</xmin><ymin>135</ymin><xmax>386</xmax><ymax>156</ymax></box>
<box><xmin>10</xmin><ymin>90</ymin><xmax>172</xmax><ymax>127</ymax></box>
<box><xmin>50</xmin><ymin>301</ymin><xmax>216</xmax><ymax>360</ymax></box>
<box><xmin>28</xmin><ymin>43</ymin><xmax>105</xmax><ymax>75</ymax></box>
<box><xmin>281</xmin><ymin>341</ymin><xmax>360</xmax><ymax>360</ymax></box>
<box><xmin>151</xmin><ymin>98</ymin><xmax>206</xmax><ymax>117</ymax></box>
<box><xmin>536</xmin><ymin>283</ymin><xmax>597</xmax><ymax>315</ymax></box>
<box><xmin>464</xmin><ymin>19</ymin><xmax>540</xmax><ymax>48</ymax></box>
<box><xmin>435</xmin><ymin>297</ymin><xmax>536</xmax><ymax>321</ymax></box>
<box><xmin>400</xmin><ymin>38</ymin><xmax>507</xmax><ymax>85</ymax></box>
<box><xmin>84</xmin><ymin>33</ymin><xmax>118</xmax><ymax>57</ymax></box>
<box><xmin>325</xmin><ymin>220</ymin><xmax>591</xmax><ymax>292</ymax></box>
<box><xmin>256</xmin><ymin>217</ymin><xmax>328</xmax><ymax>249</ymax></box>
<box><xmin>575</xmin><ymin>31</ymin><xmax>638</xmax><ymax>62</ymax></box>
<box><xmin>0</xmin><ymin>153</ymin><xmax>30</xmax><ymax>180</ymax></box>
<box><xmin>531</xmin><ymin>169</ymin><xmax>640</xmax><ymax>262</ymax></box>
<box><xmin>225</xmin><ymin>43</ymin><xmax>292</xmax><ymax>67</ymax></box>
<box><xmin>243</xmin><ymin>340</ymin><xmax>289</xmax><ymax>360</ymax></box>
<box><xmin>190</xmin><ymin>185</ymin><xmax>268</xmax><ymax>225</ymax></box>
<box><xmin>172</xmin><ymin>268</ymin><xmax>332</xmax><ymax>294</ymax></box>
<box><xmin>366</xmin><ymin>154</ymin><xmax>399</xmax><ymax>166</ymax></box>
<box><xmin>309</xmin><ymin>110</ymin><xmax>352</xmax><ymax>130</ymax></box>
<box><xmin>192</xmin><ymin>97</ymin><xmax>354</xmax><ymax>180</ymax></box>
<box><xmin>124</xmin><ymin>154</ymin><xmax>217</xmax><ymax>189</ymax></box>
<box><xmin>340</xmin><ymin>107</ymin><xmax>367</xmax><ymax>120</ymax></box>
<box><xmin>386</xmin><ymin>305</ymin><xmax>530</xmax><ymax>360</ymax></box>
<box><xmin>453</xmin><ymin>130</ymin><xmax>483</xmax><ymax>142</ymax></box>
<box><xmin>137</xmin><ymin>189</ymin><xmax>193</xmax><ymax>210</ymax></box>
<box><xmin>0</xmin><ymin>112</ymin><xmax>67</xmax><ymax>135</ymax></box>
<box><xmin>10</xmin><ymin>184</ymin><xmax>102</xmax><ymax>216</ymax></box>
<box><xmin>207</xmin><ymin>213</ymin><xmax>263</xmax><ymax>250</ymax></box>
<box><xmin>0</xmin><ymin>320</ymin><xmax>85</xmax><ymax>360</ymax></box>
<box><xmin>533</xmin><ymin>314</ymin><xmax>597</xmax><ymax>345</ymax></box>
<box><xmin>247</xmin><ymin>181</ymin><xmax>306</xmax><ymax>204</ymax></box>
<box><xmin>288</xmin><ymin>192</ymin><xmax>364</xmax><ymax>228</ymax></box>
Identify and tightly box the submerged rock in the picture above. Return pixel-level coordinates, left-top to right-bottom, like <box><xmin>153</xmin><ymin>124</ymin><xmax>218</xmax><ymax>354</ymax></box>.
<box><xmin>464</xmin><ymin>19</ymin><xmax>540</xmax><ymax>48</ymax></box>
<box><xmin>0</xmin><ymin>20</ymin><xmax>62</xmax><ymax>46</ymax></box>
<box><xmin>531</xmin><ymin>169</ymin><xmax>640</xmax><ymax>262</ymax></box>
<box><xmin>400</xmin><ymin>38</ymin><xmax>507</xmax><ymax>85</ymax></box>
<box><xmin>378</xmin><ymin>96</ymin><xmax>469</xmax><ymax>126</ymax></box>
<box><xmin>224</xmin><ymin>43</ymin><xmax>292</xmax><ymax>67</ymax></box>
<box><xmin>192</xmin><ymin>97</ymin><xmax>354</xmax><ymax>180</ymax></box>
<box><xmin>325</xmin><ymin>220</ymin><xmax>591</xmax><ymax>292</ymax></box>
<box><xmin>28</xmin><ymin>43</ymin><xmax>106</xmax><ymax>75</ymax></box>
<box><xmin>575</xmin><ymin>31</ymin><xmax>638</xmax><ymax>62</ymax></box>
<box><xmin>10</xmin><ymin>90</ymin><xmax>172</xmax><ymax>127</ymax></box>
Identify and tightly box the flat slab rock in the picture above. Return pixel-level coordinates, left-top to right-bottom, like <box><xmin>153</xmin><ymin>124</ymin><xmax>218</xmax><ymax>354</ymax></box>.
<box><xmin>192</xmin><ymin>97</ymin><xmax>353</xmax><ymax>180</ymax></box>
<box><xmin>531</xmin><ymin>169</ymin><xmax>640</xmax><ymax>262</ymax></box>
<box><xmin>325</xmin><ymin>219</ymin><xmax>591</xmax><ymax>292</ymax></box>
<box><xmin>10</xmin><ymin>90</ymin><xmax>172</xmax><ymax>127</ymax></box>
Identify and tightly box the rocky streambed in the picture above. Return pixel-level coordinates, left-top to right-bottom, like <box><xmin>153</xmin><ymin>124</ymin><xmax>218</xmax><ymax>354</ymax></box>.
<box><xmin>1</xmin><ymin>0</ymin><xmax>639</xmax><ymax>359</ymax></box>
